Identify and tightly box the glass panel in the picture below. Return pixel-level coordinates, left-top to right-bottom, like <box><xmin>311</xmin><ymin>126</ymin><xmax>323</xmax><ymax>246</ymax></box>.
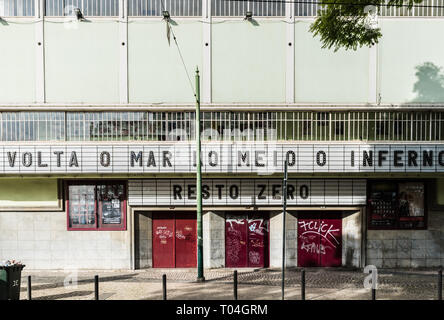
<box><xmin>97</xmin><ymin>183</ymin><xmax>125</xmax><ymax>226</ymax></box>
<box><xmin>68</xmin><ymin>184</ymin><xmax>96</xmax><ymax>228</ymax></box>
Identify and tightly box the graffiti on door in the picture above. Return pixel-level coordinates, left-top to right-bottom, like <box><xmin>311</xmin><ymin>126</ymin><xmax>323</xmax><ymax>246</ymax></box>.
<box><xmin>298</xmin><ymin>219</ymin><xmax>340</xmax><ymax>255</ymax></box>
<box><xmin>225</xmin><ymin>214</ymin><xmax>269</xmax><ymax>268</ymax></box>
<box><xmin>247</xmin><ymin>219</ymin><xmax>269</xmax><ymax>236</ymax></box>
<box><xmin>297</xmin><ymin>215</ymin><xmax>342</xmax><ymax>267</ymax></box>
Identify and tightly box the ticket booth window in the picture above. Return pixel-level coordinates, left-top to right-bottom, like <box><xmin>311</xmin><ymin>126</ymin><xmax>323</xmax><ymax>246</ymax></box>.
<box><xmin>368</xmin><ymin>181</ymin><xmax>426</xmax><ymax>230</ymax></box>
<box><xmin>67</xmin><ymin>181</ymin><xmax>126</xmax><ymax>231</ymax></box>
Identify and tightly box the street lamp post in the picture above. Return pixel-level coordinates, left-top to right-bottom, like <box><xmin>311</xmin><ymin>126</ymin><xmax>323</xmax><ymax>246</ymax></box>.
<box><xmin>195</xmin><ymin>67</ymin><xmax>205</xmax><ymax>282</ymax></box>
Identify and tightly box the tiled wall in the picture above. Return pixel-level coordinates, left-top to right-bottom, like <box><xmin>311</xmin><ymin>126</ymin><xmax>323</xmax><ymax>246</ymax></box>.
<box><xmin>203</xmin><ymin>211</ymin><xmax>225</xmax><ymax>268</ymax></box>
<box><xmin>342</xmin><ymin>211</ymin><xmax>362</xmax><ymax>268</ymax></box>
<box><xmin>0</xmin><ymin>211</ymin><xmax>131</xmax><ymax>270</ymax></box>
<box><xmin>134</xmin><ymin>212</ymin><xmax>152</xmax><ymax>269</ymax></box>
<box><xmin>366</xmin><ymin>210</ymin><xmax>444</xmax><ymax>268</ymax></box>
<box><xmin>269</xmin><ymin>211</ymin><xmax>298</xmax><ymax>268</ymax></box>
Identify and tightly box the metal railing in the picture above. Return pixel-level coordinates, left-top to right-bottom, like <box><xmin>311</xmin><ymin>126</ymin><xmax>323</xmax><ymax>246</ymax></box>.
<box><xmin>211</xmin><ymin>0</ymin><xmax>285</xmax><ymax>17</ymax></box>
<box><xmin>128</xmin><ymin>0</ymin><xmax>202</xmax><ymax>16</ymax></box>
<box><xmin>2</xmin><ymin>0</ymin><xmax>444</xmax><ymax>17</ymax></box>
<box><xmin>2</xmin><ymin>111</ymin><xmax>444</xmax><ymax>142</ymax></box>
<box><xmin>45</xmin><ymin>0</ymin><xmax>119</xmax><ymax>16</ymax></box>
<box><xmin>0</xmin><ymin>0</ymin><xmax>35</xmax><ymax>16</ymax></box>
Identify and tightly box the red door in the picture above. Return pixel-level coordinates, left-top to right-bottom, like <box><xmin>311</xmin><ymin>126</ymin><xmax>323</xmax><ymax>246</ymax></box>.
<box><xmin>175</xmin><ymin>213</ymin><xmax>197</xmax><ymax>268</ymax></box>
<box><xmin>225</xmin><ymin>213</ymin><xmax>269</xmax><ymax>268</ymax></box>
<box><xmin>152</xmin><ymin>212</ymin><xmax>196</xmax><ymax>268</ymax></box>
<box><xmin>297</xmin><ymin>212</ymin><xmax>342</xmax><ymax>267</ymax></box>
<box><xmin>225</xmin><ymin>214</ymin><xmax>248</xmax><ymax>268</ymax></box>
<box><xmin>247</xmin><ymin>215</ymin><xmax>269</xmax><ymax>268</ymax></box>
<box><xmin>152</xmin><ymin>212</ymin><xmax>175</xmax><ymax>268</ymax></box>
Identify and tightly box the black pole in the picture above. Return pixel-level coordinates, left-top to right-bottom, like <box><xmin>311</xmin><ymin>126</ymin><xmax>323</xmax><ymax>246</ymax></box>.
<box><xmin>234</xmin><ymin>270</ymin><xmax>238</xmax><ymax>300</ymax></box>
<box><xmin>27</xmin><ymin>276</ymin><xmax>31</xmax><ymax>300</ymax></box>
<box><xmin>162</xmin><ymin>274</ymin><xmax>167</xmax><ymax>300</ymax></box>
<box><xmin>301</xmin><ymin>269</ymin><xmax>305</xmax><ymax>300</ymax></box>
<box><xmin>372</xmin><ymin>288</ymin><xmax>376</xmax><ymax>300</ymax></box>
<box><xmin>94</xmin><ymin>275</ymin><xmax>99</xmax><ymax>300</ymax></box>
<box><xmin>438</xmin><ymin>268</ymin><xmax>442</xmax><ymax>301</ymax></box>
<box><xmin>282</xmin><ymin>160</ymin><xmax>288</xmax><ymax>301</ymax></box>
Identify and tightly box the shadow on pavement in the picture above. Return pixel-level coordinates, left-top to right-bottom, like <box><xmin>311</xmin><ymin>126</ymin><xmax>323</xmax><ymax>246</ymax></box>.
<box><xmin>32</xmin><ymin>290</ymin><xmax>93</xmax><ymax>300</ymax></box>
<box><xmin>20</xmin><ymin>273</ymin><xmax>138</xmax><ymax>292</ymax></box>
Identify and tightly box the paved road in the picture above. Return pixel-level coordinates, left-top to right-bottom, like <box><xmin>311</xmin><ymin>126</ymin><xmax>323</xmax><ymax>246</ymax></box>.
<box><xmin>19</xmin><ymin>268</ymin><xmax>443</xmax><ymax>300</ymax></box>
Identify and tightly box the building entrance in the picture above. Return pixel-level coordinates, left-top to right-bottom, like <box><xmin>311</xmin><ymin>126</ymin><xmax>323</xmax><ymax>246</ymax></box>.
<box><xmin>297</xmin><ymin>212</ymin><xmax>342</xmax><ymax>267</ymax></box>
<box><xmin>225</xmin><ymin>212</ymin><xmax>269</xmax><ymax>268</ymax></box>
<box><xmin>152</xmin><ymin>212</ymin><xmax>196</xmax><ymax>268</ymax></box>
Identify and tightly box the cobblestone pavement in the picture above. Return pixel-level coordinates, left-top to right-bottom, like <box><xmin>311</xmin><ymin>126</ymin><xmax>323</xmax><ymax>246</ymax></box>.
<box><xmin>19</xmin><ymin>268</ymin><xmax>443</xmax><ymax>300</ymax></box>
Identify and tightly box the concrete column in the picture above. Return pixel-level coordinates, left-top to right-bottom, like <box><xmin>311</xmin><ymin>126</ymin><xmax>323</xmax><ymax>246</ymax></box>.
<box><xmin>203</xmin><ymin>211</ymin><xmax>225</xmax><ymax>268</ymax></box>
<box><xmin>342</xmin><ymin>210</ymin><xmax>362</xmax><ymax>268</ymax></box>
<box><xmin>134</xmin><ymin>212</ymin><xmax>152</xmax><ymax>269</ymax></box>
<box><xmin>269</xmin><ymin>211</ymin><xmax>298</xmax><ymax>268</ymax></box>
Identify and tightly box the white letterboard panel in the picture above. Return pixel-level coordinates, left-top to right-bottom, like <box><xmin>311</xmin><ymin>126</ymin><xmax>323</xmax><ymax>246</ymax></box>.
<box><xmin>202</xmin><ymin>179</ymin><xmax>213</xmax><ymax>205</ymax></box>
<box><xmin>421</xmin><ymin>145</ymin><xmax>436</xmax><ymax>172</ymax></box>
<box><xmin>128</xmin><ymin>179</ymin><xmax>367</xmax><ymax>207</ymax></box>
<box><xmin>240</xmin><ymin>179</ymin><xmax>255</xmax><ymax>205</ymax></box>
<box><xmin>175</xmin><ymin>144</ymin><xmax>191</xmax><ymax>173</ymax></box>
<box><xmin>338</xmin><ymin>180</ymin><xmax>353</xmax><ymax>205</ymax></box>
<box><xmin>143</xmin><ymin>146</ymin><xmax>160</xmax><ymax>173</ymax></box>
<box><xmin>314</xmin><ymin>145</ymin><xmax>329</xmax><ymax>173</ymax></box>
<box><xmin>81</xmin><ymin>145</ymin><xmax>97</xmax><ymax>173</ymax></box>
<box><xmin>212</xmin><ymin>179</ymin><xmax>227</xmax><ymax>206</ymax></box>
<box><xmin>329</xmin><ymin>145</ymin><xmax>344</xmax><ymax>172</ymax></box>
<box><xmin>324</xmin><ymin>180</ymin><xmax>339</xmax><ymax>205</ymax></box>
<box><xmin>170</xmin><ymin>179</ymin><xmax>185</xmax><ymax>206</ymax></box>
<box><xmin>233</xmin><ymin>144</ymin><xmax>252</xmax><ymax>173</ymax></box>
<box><xmin>97</xmin><ymin>146</ymin><xmax>113</xmax><ymax>173</ymax></box>
<box><xmin>266</xmin><ymin>144</ymin><xmax>283</xmax><ymax>175</ymax></box>
<box><xmin>375</xmin><ymin>145</ymin><xmax>391</xmax><ymax>172</ymax></box>
<box><xmin>359</xmin><ymin>145</ymin><xmax>375</xmax><ymax>173</ymax></box>
<box><xmin>254</xmin><ymin>179</ymin><xmax>269</xmax><ymax>206</ymax></box>
<box><xmin>20</xmin><ymin>146</ymin><xmax>36</xmax><ymax>173</ymax></box>
<box><xmin>268</xmin><ymin>179</ymin><xmax>284</xmax><ymax>205</ymax></box>
<box><xmin>405</xmin><ymin>145</ymin><xmax>421</xmax><ymax>173</ymax></box>
<box><xmin>298</xmin><ymin>145</ymin><xmax>314</xmax><ymax>172</ymax></box>
<box><xmin>254</xmin><ymin>144</ymin><xmax>268</xmax><ymax>175</ymax></box>
<box><xmin>0</xmin><ymin>143</ymin><xmax>443</xmax><ymax>174</ymax></box>
<box><xmin>390</xmin><ymin>145</ymin><xmax>406</xmax><ymax>173</ymax></box>
<box><xmin>128</xmin><ymin>179</ymin><xmax>143</xmax><ymax>206</ymax></box>
<box><xmin>296</xmin><ymin>179</ymin><xmax>311</xmax><ymax>206</ymax></box>
<box><xmin>66</xmin><ymin>146</ymin><xmax>82</xmax><ymax>173</ymax></box>
<box><xmin>113</xmin><ymin>146</ymin><xmax>128</xmax><ymax>173</ymax></box>
<box><xmin>437</xmin><ymin>145</ymin><xmax>444</xmax><ymax>172</ymax></box>
<box><xmin>226</xmin><ymin>179</ymin><xmax>241</xmax><ymax>205</ymax></box>
<box><xmin>344</xmin><ymin>145</ymin><xmax>360</xmax><ymax>172</ymax></box>
<box><xmin>4</xmin><ymin>146</ymin><xmax>20</xmax><ymax>174</ymax></box>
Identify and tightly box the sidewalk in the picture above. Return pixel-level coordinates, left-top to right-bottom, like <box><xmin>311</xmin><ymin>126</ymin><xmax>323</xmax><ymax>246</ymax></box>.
<box><xmin>19</xmin><ymin>268</ymin><xmax>442</xmax><ymax>300</ymax></box>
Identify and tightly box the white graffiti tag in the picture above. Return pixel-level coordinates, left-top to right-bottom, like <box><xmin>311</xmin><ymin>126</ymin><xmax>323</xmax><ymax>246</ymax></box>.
<box><xmin>300</xmin><ymin>242</ymin><xmax>328</xmax><ymax>255</ymax></box>
<box><xmin>298</xmin><ymin>220</ymin><xmax>340</xmax><ymax>248</ymax></box>
<box><xmin>247</xmin><ymin>219</ymin><xmax>269</xmax><ymax>236</ymax></box>
<box><xmin>249</xmin><ymin>251</ymin><xmax>261</xmax><ymax>265</ymax></box>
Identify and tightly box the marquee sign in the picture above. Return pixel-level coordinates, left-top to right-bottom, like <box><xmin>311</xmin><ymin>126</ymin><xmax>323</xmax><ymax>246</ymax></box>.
<box><xmin>128</xmin><ymin>179</ymin><xmax>367</xmax><ymax>206</ymax></box>
<box><xmin>1</xmin><ymin>143</ymin><xmax>444</xmax><ymax>174</ymax></box>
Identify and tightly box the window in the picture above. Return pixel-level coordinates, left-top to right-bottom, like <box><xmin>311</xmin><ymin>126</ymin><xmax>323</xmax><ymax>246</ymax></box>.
<box><xmin>67</xmin><ymin>181</ymin><xmax>127</xmax><ymax>230</ymax></box>
<box><xmin>45</xmin><ymin>0</ymin><xmax>119</xmax><ymax>16</ymax></box>
<box><xmin>212</xmin><ymin>0</ymin><xmax>284</xmax><ymax>16</ymax></box>
<box><xmin>367</xmin><ymin>181</ymin><xmax>426</xmax><ymax>230</ymax></box>
<box><xmin>128</xmin><ymin>0</ymin><xmax>202</xmax><ymax>16</ymax></box>
<box><xmin>0</xmin><ymin>0</ymin><xmax>34</xmax><ymax>16</ymax></box>
<box><xmin>3</xmin><ymin>111</ymin><xmax>444</xmax><ymax>142</ymax></box>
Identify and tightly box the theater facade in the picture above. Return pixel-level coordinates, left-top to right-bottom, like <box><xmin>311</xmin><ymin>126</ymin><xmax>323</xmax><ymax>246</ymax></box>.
<box><xmin>1</xmin><ymin>0</ymin><xmax>444</xmax><ymax>270</ymax></box>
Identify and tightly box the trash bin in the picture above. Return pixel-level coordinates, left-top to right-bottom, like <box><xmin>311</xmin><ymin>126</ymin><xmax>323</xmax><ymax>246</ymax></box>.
<box><xmin>0</xmin><ymin>263</ymin><xmax>25</xmax><ymax>300</ymax></box>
